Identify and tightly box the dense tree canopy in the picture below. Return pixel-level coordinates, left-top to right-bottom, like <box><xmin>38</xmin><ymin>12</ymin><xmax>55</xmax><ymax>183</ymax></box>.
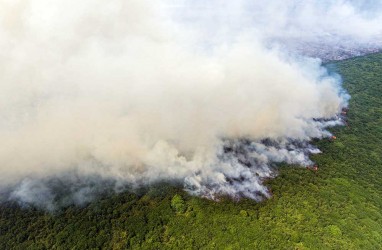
<box><xmin>1</xmin><ymin>53</ymin><xmax>381</xmax><ymax>249</ymax></box>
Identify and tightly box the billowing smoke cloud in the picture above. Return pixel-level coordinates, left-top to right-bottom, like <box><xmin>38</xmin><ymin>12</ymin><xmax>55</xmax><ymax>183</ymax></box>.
<box><xmin>170</xmin><ymin>0</ymin><xmax>382</xmax><ymax>60</ymax></box>
<box><xmin>0</xmin><ymin>0</ymin><xmax>379</xmax><ymax>210</ymax></box>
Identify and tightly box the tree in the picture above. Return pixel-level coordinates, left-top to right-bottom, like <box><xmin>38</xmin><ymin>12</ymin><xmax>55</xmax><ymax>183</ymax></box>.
<box><xmin>171</xmin><ymin>195</ymin><xmax>186</xmax><ymax>213</ymax></box>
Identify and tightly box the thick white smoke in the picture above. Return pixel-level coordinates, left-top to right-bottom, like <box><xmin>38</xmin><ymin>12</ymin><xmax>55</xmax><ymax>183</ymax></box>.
<box><xmin>171</xmin><ymin>0</ymin><xmax>382</xmax><ymax>60</ymax></box>
<box><xmin>0</xmin><ymin>0</ymin><xmax>379</xmax><ymax>209</ymax></box>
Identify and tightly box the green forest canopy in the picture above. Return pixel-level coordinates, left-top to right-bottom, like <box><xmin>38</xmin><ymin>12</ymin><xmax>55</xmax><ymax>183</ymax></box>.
<box><xmin>1</xmin><ymin>52</ymin><xmax>381</xmax><ymax>249</ymax></box>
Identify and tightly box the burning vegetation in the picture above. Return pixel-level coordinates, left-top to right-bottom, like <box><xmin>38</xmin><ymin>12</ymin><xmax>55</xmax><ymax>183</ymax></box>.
<box><xmin>1</xmin><ymin>52</ymin><xmax>382</xmax><ymax>249</ymax></box>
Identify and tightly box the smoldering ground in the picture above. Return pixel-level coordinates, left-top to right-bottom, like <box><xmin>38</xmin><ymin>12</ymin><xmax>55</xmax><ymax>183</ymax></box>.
<box><xmin>0</xmin><ymin>0</ymin><xmax>380</xmax><ymax>210</ymax></box>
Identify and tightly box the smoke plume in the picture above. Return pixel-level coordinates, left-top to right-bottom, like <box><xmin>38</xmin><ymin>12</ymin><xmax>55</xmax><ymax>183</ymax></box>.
<box><xmin>0</xmin><ymin>0</ymin><xmax>380</xmax><ymax>210</ymax></box>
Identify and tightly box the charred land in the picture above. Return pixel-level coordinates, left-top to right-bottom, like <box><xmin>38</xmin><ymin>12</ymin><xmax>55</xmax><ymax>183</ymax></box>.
<box><xmin>0</xmin><ymin>52</ymin><xmax>381</xmax><ymax>249</ymax></box>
